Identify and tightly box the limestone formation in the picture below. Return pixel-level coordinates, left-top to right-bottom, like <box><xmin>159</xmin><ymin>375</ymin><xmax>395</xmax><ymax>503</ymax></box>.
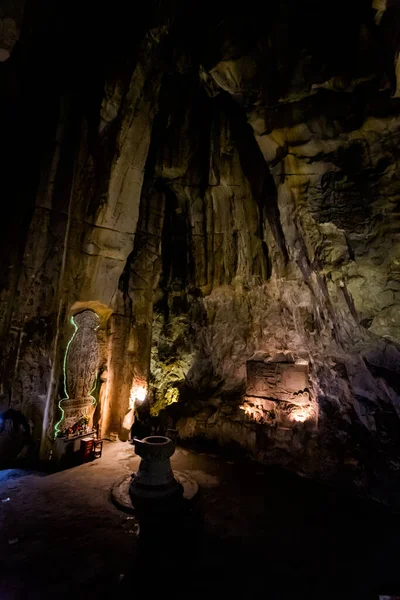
<box><xmin>1</xmin><ymin>0</ymin><xmax>400</xmax><ymax>502</ymax></box>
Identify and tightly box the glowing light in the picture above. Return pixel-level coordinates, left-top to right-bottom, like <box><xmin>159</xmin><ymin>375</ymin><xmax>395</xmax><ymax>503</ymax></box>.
<box><xmin>240</xmin><ymin>398</ymin><xmax>313</xmax><ymax>426</ymax></box>
<box><xmin>291</xmin><ymin>408</ymin><xmax>311</xmax><ymax>423</ymax></box>
<box><xmin>136</xmin><ymin>387</ymin><xmax>146</xmax><ymax>402</ymax></box>
<box><xmin>129</xmin><ymin>384</ymin><xmax>147</xmax><ymax>409</ymax></box>
<box><xmin>239</xmin><ymin>401</ymin><xmax>274</xmax><ymax>424</ymax></box>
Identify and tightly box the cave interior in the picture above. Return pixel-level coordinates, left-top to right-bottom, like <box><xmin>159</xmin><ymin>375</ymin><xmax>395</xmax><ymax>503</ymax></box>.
<box><xmin>2</xmin><ymin>0</ymin><xmax>400</xmax><ymax>598</ymax></box>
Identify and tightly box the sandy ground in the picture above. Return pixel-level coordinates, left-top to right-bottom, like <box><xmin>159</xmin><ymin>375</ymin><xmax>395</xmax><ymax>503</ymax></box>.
<box><xmin>1</xmin><ymin>441</ymin><xmax>400</xmax><ymax>599</ymax></box>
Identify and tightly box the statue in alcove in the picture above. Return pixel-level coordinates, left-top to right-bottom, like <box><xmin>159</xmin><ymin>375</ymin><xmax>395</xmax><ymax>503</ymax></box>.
<box><xmin>55</xmin><ymin>310</ymin><xmax>100</xmax><ymax>436</ymax></box>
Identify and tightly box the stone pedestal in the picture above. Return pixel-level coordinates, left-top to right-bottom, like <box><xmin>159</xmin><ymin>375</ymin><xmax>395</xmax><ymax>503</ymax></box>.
<box><xmin>59</xmin><ymin>397</ymin><xmax>95</xmax><ymax>431</ymax></box>
<box><xmin>129</xmin><ymin>436</ymin><xmax>183</xmax><ymax>502</ymax></box>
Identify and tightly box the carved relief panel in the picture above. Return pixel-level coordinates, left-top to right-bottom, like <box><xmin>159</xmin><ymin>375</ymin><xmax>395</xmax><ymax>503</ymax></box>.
<box><xmin>65</xmin><ymin>310</ymin><xmax>100</xmax><ymax>400</ymax></box>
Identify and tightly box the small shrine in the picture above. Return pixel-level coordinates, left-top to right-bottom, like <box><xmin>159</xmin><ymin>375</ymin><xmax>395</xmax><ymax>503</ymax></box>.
<box><xmin>52</xmin><ymin>310</ymin><xmax>103</xmax><ymax>467</ymax></box>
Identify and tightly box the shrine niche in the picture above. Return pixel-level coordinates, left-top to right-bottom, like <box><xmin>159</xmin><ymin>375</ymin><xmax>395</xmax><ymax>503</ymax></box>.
<box><xmin>55</xmin><ymin>310</ymin><xmax>100</xmax><ymax>437</ymax></box>
<box><xmin>242</xmin><ymin>354</ymin><xmax>317</xmax><ymax>429</ymax></box>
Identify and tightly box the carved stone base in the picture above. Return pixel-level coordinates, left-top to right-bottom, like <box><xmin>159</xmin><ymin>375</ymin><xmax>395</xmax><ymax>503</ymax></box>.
<box><xmin>111</xmin><ymin>471</ymin><xmax>199</xmax><ymax>514</ymax></box>
<box><xmin>58</xmin><ymin>397</ymin><xmax>95</xmax><ymax>432</ymax></box>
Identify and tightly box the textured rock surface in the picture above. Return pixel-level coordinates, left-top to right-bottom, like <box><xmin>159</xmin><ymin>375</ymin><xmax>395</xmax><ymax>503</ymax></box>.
<box><xmin>1</xmin><ymin>0</ymin><xmax>400</xmax><ymax>502</ymax></box>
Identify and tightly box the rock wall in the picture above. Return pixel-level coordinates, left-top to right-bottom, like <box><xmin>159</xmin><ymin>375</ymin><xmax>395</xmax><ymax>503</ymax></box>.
<box><xmin>1</xmin><ymin>0</ymin><xmax>400</xmax><ymax>501</ymax></box>
<box><xmin>0</xmin><ymin>0</ymin><xmax>169</xmax><ymax>452</ymax></box>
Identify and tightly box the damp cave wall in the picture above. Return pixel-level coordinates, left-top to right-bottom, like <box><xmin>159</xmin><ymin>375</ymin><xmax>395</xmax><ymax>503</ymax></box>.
<box><xmin>1</xmin><ymin>0</ymin><xmax>400</xmax><ymax>500</ymax></box>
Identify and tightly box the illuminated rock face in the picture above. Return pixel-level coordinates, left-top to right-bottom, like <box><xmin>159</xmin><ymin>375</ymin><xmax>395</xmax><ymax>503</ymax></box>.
<box><xmin>241</xmin><ymin>355</ymin><xmax>317</xmax><ymax>431</ymax></box>
<box><xmin>246</xmin><ymin>357</ymin><xmax>309</xmax><ymax>403</ymax></box>
<box><xmin>1</xmin><ymin>0</ymin><xmax>400</xmax><ymax>498</ymax></box>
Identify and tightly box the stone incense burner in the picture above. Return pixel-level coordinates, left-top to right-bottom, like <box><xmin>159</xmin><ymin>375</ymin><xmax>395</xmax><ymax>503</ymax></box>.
<box><xmin>129</xmin><ymin>436</ymin><xmax>183</xmax><ymax>503</ymax></box>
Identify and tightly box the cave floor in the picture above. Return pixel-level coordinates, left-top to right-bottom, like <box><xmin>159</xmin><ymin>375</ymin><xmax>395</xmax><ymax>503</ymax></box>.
<box><xmin>1</xmin><ymin>441</ymin><xmax>400</xmax><ymax>600</ymax></box>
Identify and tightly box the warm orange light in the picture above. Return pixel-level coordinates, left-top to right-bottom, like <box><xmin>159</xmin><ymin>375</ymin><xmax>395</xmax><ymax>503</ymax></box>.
<box><xmin>135</xmin><ymin>386</ymin><xmax>146</xmax><ymax>402</ymax></box>
<box><xmin>239</xmin><ymin>402</ymin><xmax>266</xmax><ymax>423</ymax></box>
<box><xmin>129</xmin><ymin>384</ymin><xmax>147</xmax><ymax>408</ymax></box>
<box><xmin>291</xmin><ymin>409</ymin><xmax>310</xmax><ymax>422</ymax></box>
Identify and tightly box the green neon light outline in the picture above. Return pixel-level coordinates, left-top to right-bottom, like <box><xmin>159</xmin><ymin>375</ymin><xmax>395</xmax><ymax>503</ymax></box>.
<box><xmin>89</xmin><ymin>376</ymin><xmax>98</xmax><ymax>406</ymax></box>
<box><xmin>54</xmin><ymin>316</ymin><xmax>78</xmax><ymax>438</ymax></box>
<box><xmin>54</xmin><ymin>316</ymin><xmax>100</xmax><ymax>439</ymax></box>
